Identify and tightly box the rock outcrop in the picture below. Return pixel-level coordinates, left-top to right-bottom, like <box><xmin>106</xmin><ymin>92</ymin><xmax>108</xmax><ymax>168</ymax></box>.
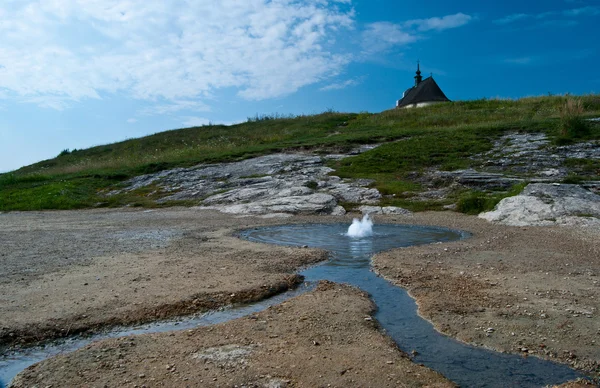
<box><xmin>358</xmin><ymin>205</ymin><xmax>412</xmax><ymax>215</ymax></box>
<box><xmin>479</xmin><ymin>183</ymin><xmax>600</xmax><ymax>226</ymax></box>
<box><xmin>114</xmin><ymin>153</ymin><xmax>388</xmax><ymax>216</ymax></box>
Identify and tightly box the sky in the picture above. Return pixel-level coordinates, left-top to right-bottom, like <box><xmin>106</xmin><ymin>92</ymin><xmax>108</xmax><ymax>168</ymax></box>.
<box><xmin>1</xmin><ymin>0</ymin><xmax>599</xmax><ymax>173</ymax></box>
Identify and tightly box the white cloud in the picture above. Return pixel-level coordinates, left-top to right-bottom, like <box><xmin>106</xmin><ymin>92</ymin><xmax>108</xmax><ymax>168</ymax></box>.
<box><xmin>564</xmin><ymin>6</ymin><xmax>600</xmax><ymax>16</ymax></box>
<box><xmin>361</xmin><ymin>13</ymin><xmax>472</xmax><ymax>54</ymax></box>
<box><xmin>494</xmin><ymin>6</ymin><xmax>600</xmax><ymax>25</ymax></box>
<box><xmin>320</xmin><ymin>77</ymin><xmax>363</xmax><ymax>91</ymax></box>
<box><xmin>361</xmin><ymin>22</ymin><xmax>418</xmax><ymax>54</ymax></box>
<box><xmin>181</xmin><ymin>116</ymin><xmax>243</xmax><ymax>127</ymax></box>
<box><xmin>0</xmin><ymin>1</ymin><xmax>355</xmax><ymax>110</ymax></box>
<box><xmin>22</xmin><ymin>95</ymin><xmax>74</xmax><ymax>110</ymax></box>
<box><xmin>181</xmin><ymin>116</ymin><xmax>212</xmax><ymax>127</ymax></box>
<box><xmin>494</xmin><ymin>13</ymin><xmax>530</xmax><ymax>25</ymax></box>
<box><xmin>127</xmin><ymin>118</ymin><xmax>137</xmax><ymax>124</ymax></box>
<box><xmin>142</xmin><ymin>100</ymin><xmax>212</xmax><ymax>116</ymax></box>
<box><xmin>405</xmin><ymin>13</ymin><xmax>473</xmax><ymax>32</ymax></box>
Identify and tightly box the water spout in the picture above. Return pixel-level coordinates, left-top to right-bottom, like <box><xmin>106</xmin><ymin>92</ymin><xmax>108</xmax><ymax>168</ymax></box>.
<box><xmin>347</xmin><ymin>214</ymin><xmax>373</xmax><ymax>238</ymax></box>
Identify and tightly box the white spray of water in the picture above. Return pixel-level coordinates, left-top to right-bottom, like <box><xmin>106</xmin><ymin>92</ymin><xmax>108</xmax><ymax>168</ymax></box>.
<box><xmin>347</xmin><ymin>214</ymin><xmax>373</xmax><ymax>238</ymax></box>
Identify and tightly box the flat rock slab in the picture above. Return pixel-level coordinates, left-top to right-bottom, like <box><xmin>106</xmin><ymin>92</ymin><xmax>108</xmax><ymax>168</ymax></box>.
<box><xmin>480</xmin><ymin>183</ymin><xmax>600</xmax><ymax>226</ymax></box>
<box><xmin>114</xmin><ymin>153</ymin><xmax>382</xmax><ymax>215</ymax></box>
<box><xmin>359</xmin><ymin>205</ymin><xmax>412</xmax><ymax>215</ymax></box>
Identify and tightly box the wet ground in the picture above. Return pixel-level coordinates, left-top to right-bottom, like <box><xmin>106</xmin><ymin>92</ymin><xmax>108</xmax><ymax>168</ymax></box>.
<box><xmin>1</xmin><ymin>208</ymin><xmax>599</xmax><ymax>386</ymax></box>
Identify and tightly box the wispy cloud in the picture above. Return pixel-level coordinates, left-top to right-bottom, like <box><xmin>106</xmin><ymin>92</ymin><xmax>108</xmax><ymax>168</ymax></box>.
<box><xmin>361</xmin><ymin>22</ymin><xmax>417</xmax><ymax>54</ymax></box>
<box><xmin>494</xmin><ymin>6</ymin><xmax>600</xmax><ymax>25</ymax></box>
<box><xmin>0</xmin><ymin>1</ymin><xmax>355</xmax><ymax>110</ymax></box>
<box><xmin>320</xmin><ymin>76</ymin><xmax>364</xmax><ymax>91</ymax></box>
<box><xmin>500</xmin><ymin>48</ymin><xmax>593</xmax><ymax>66</ymax></box>
<box><xmin>564</xmin><ymin>6</ymin><xmax>600</xmax><ymax>16</ymax></box>
<box><xmin>361</xmin><ymin>12</ymin><xmax>473</xmax><ymax>54</ymax></box>
<box><xmin>181</xmin><ymin>116</ymin><xmax>212</xmax><ymax>127</ymax></box>
<box><xmin>141</xmin><ymin>100</ymin><xmax>212</xmax><ymax>116</ymax></box>
<box><xmin>22</xmin><ymin>95</ymin><xmax>74</xmax><ymax>111</ymax></box>
<box><xmin>405</xmin><ymin>13</ymin><xmax>473</xmax><ymax>32</ymax></box>
<box><xmin>494</xmin><ymin>13</ymin><xmax>529</xmax><ymax>25</ymax></box>
<box><xmin>181</xmin><ymin>116</ymin><xmax>242</xmax><ymax>127</ymax></box>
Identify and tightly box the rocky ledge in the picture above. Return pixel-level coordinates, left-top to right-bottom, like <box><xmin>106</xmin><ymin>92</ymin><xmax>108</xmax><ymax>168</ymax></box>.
<box><xmin>480</xmin><ymin>183</ymin><xmax>600</xmax><ymax>227</ymax></box>
<box><xmin>111</xmin><ymin>153</ymin><xmax>408</xmax><ymax>216</ymax></box>
<box><xmin>109</xmin><ymin>132</ymin><xmax>600</xmax><ymax>223</ymax></box>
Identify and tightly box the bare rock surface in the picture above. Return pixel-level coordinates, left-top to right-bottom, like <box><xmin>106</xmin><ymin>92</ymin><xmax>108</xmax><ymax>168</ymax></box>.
<box><xmin>415</xmin><ymin>132</ymin><xmax>600</xmax><ymax>199</ymax></box>
<box><xmin>478</xmin><ymin>132</ymin><xmax>600</xmax><ymax>179</ymax></box>
<box><xmin>111</xmin><ymin>133</ymin><xmax>600</xmax><ymax>213</ymax></box>
<box><xmin>114</xmin><ymin>153</ymin><xmax>382</xmax><ymax>215</ymax></box>
<box><xmin>359</xmin><ymin>205</ymin><xmax>412</xmax><ymax>215</ymax></box>
<box><xmin>480</xmin><ymin>183</ymin><xmax>600</xmax><ymax>226</ymax></box>
<box><xmin>203</xmin><ymin>193</ymin><xmax>347</xmax><ymax>216</ymax></box>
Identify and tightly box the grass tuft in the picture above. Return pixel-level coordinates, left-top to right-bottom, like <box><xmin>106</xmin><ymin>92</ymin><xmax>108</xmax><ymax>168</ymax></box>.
<box><xmin>558</xmin><ymin>98</ymin><xmax>590</xmax><ymax>140</ymax></box>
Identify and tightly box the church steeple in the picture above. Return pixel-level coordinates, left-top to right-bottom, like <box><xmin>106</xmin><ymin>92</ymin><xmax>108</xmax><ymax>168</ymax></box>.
<box><xmin>414</xmin><ymin>60</ymin><xmax>423</xmax><ymax>86</ymax></box>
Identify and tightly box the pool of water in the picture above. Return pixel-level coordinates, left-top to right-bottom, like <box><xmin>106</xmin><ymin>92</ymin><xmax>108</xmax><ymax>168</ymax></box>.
<box><xmin>240</xmin><ymin>223</ymin><xmax>585</xmax><ymax>388</ymax></box>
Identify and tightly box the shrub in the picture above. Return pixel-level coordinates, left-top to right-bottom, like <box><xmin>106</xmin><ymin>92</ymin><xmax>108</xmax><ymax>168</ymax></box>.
<box><xmin>304</xmin><ymin>181</ymin><xmax>319</xmax><ymax>190</ymax></box>
<box><xmin>558</xmin><ymin>98</ymin><xmax>590</xmax><ymax>138</ymax></box>
<box><xmin>456</xmin><ymin>183</ymin><xmax>527</xmax><ymax>215</ymax></box>
<box><xmin>456</xmin><ymin>191</ymin><xmax>495</xmax><ymax>215</ymax></box>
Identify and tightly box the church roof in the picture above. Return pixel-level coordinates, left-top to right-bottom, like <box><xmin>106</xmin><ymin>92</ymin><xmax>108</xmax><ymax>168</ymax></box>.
<box><xmin>396</xmin><ymin>74</ymin><xmax>450</xmax><ymax>108</ymax></box>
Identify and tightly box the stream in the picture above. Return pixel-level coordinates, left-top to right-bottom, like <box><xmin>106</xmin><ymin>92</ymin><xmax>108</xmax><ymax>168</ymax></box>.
<box><xmin>240</xmin><ymin>222</ymin><xmax>584</xmax><ymax>388</ymax></box>
<box><xmin>0</xmin><ymin>222</ymin><xmax>585</xmax><ymax>387</ymax></box>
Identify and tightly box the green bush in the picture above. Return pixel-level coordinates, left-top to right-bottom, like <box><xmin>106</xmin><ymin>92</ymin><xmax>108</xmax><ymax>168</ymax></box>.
<box><xmin>558</xmin><ymin>98</ymin><xmax>590</xmax><ymax>138</ymax></box>
<box><xmin>304</xmin><ymin>181</ymin><xmax>319</xmax><ymax>190</ymax></box>
<box><xmin>456</xmin><ymin>191</ymin><xmax>496</xmax><ymax>215</ymax></box>
<box><xmin>456</xmin><ymin>183</ymin><xmax>527</xmax><ymax>215</ymax></box>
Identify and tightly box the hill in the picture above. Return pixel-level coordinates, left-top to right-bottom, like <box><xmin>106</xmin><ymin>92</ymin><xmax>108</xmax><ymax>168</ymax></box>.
<box><xmin>1</xmin><ymin>95</ymin><xmax>599</xmax><ymax>212</ymax></box>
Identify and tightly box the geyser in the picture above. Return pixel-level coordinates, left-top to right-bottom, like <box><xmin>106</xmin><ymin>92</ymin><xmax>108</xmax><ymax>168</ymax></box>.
<box><xmin>347</xmin><ymin>214</ymin><xmax>373</xmax><ymax>238</ymax></box>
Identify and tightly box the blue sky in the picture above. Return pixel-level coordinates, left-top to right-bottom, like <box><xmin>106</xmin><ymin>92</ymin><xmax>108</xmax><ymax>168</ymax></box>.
<box><xmin>1</xmin><ymin>0</ymin><xmax>599</xmax><ymax>173</ymax></box>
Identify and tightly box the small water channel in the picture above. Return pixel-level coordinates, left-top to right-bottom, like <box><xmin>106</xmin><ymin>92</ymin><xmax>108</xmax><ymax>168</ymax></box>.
<box><xmin>0</xmin><ymin>221</ymin><xmax>585</xmax><ymax>387</ymax></box>
<box><xmin>240</xmin><ymin>222</ymin><xmax>585</xmax><ymax>388</ymax></box>
<box><xmin>0</xmin><ymin>285</ymin><xmax>315</xmax><ymax>387</ymax></box>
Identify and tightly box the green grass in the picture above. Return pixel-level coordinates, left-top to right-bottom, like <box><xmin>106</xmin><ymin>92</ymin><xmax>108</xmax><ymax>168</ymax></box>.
<box><xmin>455</xmin><ymin>182</ymin><xmax>528</xmax><ymax>215</ymax></box>
<box><xmin>2</xmin><ymin>95</ymin><xmax>600</xmax><ymax>211</ymax></box>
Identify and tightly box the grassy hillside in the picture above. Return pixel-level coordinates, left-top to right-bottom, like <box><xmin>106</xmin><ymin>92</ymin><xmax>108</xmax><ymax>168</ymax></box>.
<box><xmin>1</xmin><ymin>95</ymin><xmax>599</xmax><ymax>211</ymax></box>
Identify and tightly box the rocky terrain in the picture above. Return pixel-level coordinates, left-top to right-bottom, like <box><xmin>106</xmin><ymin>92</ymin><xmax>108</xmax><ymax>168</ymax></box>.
<box><xmin>430</xmin><ymin>132</ymin><xmax>600</xmax><ymax>193</ymax></box>
<box><xmin>480</xmin><ymin>183</ymin><xmax>600</xmax><ymax>227</ymax></box>
<box><xmin>111</xmin><ymin>152</ymin><xmax>381</xmax><ymax>216</ymax></box>
<box><xmin>109</xmin><ymin>132</ymin><xmax>599</xmax><ymax>221</ymax></box>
